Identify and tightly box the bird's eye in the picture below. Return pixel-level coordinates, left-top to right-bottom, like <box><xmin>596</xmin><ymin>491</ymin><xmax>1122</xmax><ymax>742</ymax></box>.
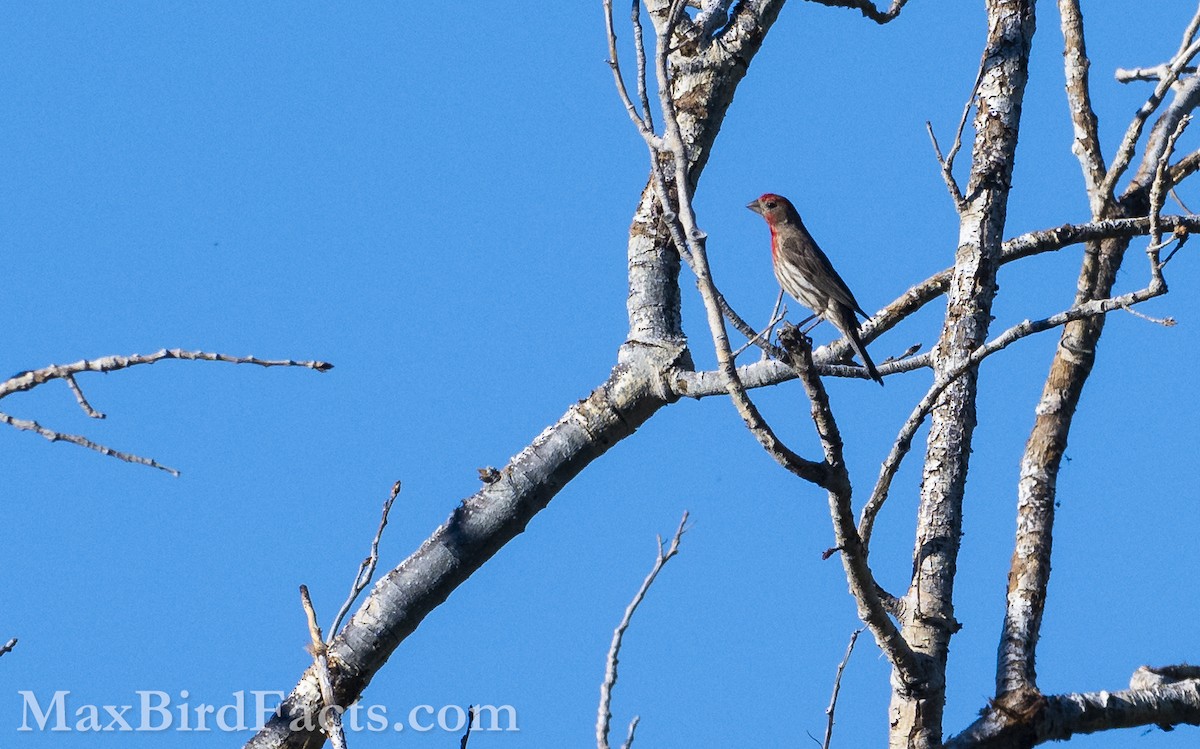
<box><xmin>766</xmin><ymin>201</ymin><xmax>777</xmax><ymax>209</ymax></box>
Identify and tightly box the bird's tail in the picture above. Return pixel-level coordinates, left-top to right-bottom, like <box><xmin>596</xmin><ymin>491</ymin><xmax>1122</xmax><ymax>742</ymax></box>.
<box><xmin>846</xmin><ymin>323</ymin><xmax>884</xmax><ymax>386</ymax></box>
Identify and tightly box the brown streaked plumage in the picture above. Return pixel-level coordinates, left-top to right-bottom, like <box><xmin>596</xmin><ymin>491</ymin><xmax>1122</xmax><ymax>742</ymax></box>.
<box><xmin>747</xmin><ymin>193</ymin><xmax>883</xmax><ymax>385</ymax></box>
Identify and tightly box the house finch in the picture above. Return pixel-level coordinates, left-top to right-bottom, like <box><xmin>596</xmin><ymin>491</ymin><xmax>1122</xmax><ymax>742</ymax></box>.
<box><xmin>747</xmin><ymin>193</ymin><xmax>883</xmax><ymax>385</ymax></box>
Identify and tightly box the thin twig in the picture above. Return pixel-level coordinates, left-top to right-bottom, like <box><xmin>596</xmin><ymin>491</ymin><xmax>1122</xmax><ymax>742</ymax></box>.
<box><xmin>632</xmin><ymin>0</ymin><xmax>654</xmax><ymax>130</ymax></box>
<box><xmin>604</xmin><ymin>0</ymin><xmax>663</xmax><ymax>147</ymax></box>
<box><xmin>620</xmin><ymin>716</ymin><xmax>640</xmax><ymax>749</ymax></box>
<box><xmin>300</xmin><ymin>585</ymin><xmax>347</xmax><ymax>749</ymax></box>
<box><xmin>460</xmin><ymin>705</ymin><xmax>476</xmax><ymax>749</ymax></box>
<box><xmin>0</xmin><ymin>349</ymin><xmax>332</xmax><ymax>399</ymax></box>
<box><xmin>1162</xmin><ymin>231</ymin><xmax>1190</xmax><ymax>266</ymax></box>
<box><xmin>0</xmin><ymin>349</ymin><xmax>330</xmax><ymax>475</ymax></box>
<box><xmin>329</xmin><ymin>481</ymin><xmax>401</xmax><ymax>639</ymax></box>
<box><xmin>764</xmin><ymin>290</ymin><xmax>786</xmax><ymax>357</ymax></box>
<box><xmin>1179</xmin><ymin>4</ymin><xmax>1200</xmax><ymax>59</ymax></box>
<box><xmin>0</xmin><ymin>410</ymin><xmax>181</xmax><ymax>476</ymax></box>
<box><xmin>1149</xmin><ymin>115</ymin><xmax>1192</xmax><ymax>258</ymax></box>
<box><xmin>926</xmin><ymin>122</ymin><xmax>965</xmax><ymax>209</ymax></box>
<box><xmin>926</xmin><ymin>121</ymin><xmax>964</xmax><ymax>207</ymax></box>
<box><xmin>596</xmin><ymin>512</ymin><xmax>689</xmax><ymax>749</ymax></box>
<box><xmin>0</xmin><ymin>638</ymin><xmax>16</xmax><ymax>658</ymax></box>
<box><xmin>927</xmin><ymin>58</ymin><xmax>985</xmax><ymax>210</ymax></box>
<box><xmin>64</xmin><ymin>374</ymin><xmax>105</xmax><ymax>419</ymax></box>
<box><xmin>1170</xmin><ymin>186</ymin><xmax>1194</xmax><ymax>213</ymax></box>
<box><xmin>821</xmin><ymin>629</ymin><xmax>864</xmax><ymax>749</ymax></box>
<box><xmin>946</xmin><ymin>58</ymin><xmax>984</xmax><ymax>172</ymax></box>
<box><xmin>1104</xmin><ymin>15</ymin><xmax>1200</xmax><ymax>197</ymax></box>
<box><xmin>1120</xmin><ymin>303</ymin><xmax>1175</xmax><ymax>326</ymax></box>
<box><xmin>732</xmin><ymin>292</ymin><xmax>786</xmax><ymax>359</ymax></box>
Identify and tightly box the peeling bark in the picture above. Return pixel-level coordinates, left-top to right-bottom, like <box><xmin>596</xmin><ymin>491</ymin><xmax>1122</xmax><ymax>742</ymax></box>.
<box><xmin>890</xmin><ymin>2</ymin><xmax>1037</xmax><ymax>747</ymax></box>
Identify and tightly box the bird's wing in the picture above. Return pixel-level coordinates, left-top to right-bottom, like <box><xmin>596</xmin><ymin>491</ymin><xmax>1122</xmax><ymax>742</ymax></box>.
<box><xmin>783</xmin><ymin>228</ymin><xmax>870</xmax><ymax>319</ymax></box>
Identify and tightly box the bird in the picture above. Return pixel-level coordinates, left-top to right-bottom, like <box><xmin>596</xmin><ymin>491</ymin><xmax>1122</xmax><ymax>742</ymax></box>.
<box><xmin>746</xmin><ymin>193</ymin><xmax>883</xmax><ymax>385</ymax></box>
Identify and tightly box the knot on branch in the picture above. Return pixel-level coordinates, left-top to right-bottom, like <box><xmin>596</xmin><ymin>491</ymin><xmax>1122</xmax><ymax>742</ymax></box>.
<box><xmin>777</xmin><ymin>323</ymin><xmax>814</xmax><ymax>369</ymax></box>
<box><xmin>981</xmin><ymin>687</ymin><xmax>1047</xmax><ymax>741</ymax></box>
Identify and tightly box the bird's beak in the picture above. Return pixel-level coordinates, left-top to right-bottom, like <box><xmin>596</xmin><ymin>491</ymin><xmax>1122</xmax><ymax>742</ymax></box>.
<box><xmin>746</xmin><ymin>199</ymin><xmax>763</xmax><ymax>215</ymax></box>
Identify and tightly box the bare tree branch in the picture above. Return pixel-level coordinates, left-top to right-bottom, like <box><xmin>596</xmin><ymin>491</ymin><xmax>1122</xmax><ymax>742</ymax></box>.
<box><xmin>1103</xmin><ymin>6</ymin><xmax>1200</xmax><ymax>196</ymax></box>
<box><xmin>328</xmin><ymin>481</ymin><xmax>401</xmax><ymax>640</ymax></box>
<box><xmin>1177</xmin><ymin>5</ymin><xmax>1200</xmax><ymax>58</ymax></box>
<box><xmin>604</xmin><ymin>0</ymin><xmax>663</xmax><ymax>147</ymax></box>
<box><xmin>778</xmin><ymin>327</ymin><xmax>919</xmax><ymax>682</ymax></box>
<box><xmin>947</xmin><ymin>675</ymin><xmax>1200</xmax><ymax>747</ymax></box>
<box><xmin>0</xmin><ymin>349</ymin><xmax>332</xmax><ymax>399</ymax></box>
<box><xmin>675</xmin><ymin>211</ymin><xmax>1200</xmax><ymax>399</ymax></box>
<box><xmin>299</xmin><ymin>585</ymin><xmax>347</xmax><ymax>749</ymax></box>
<box><xmin>620</xmin><ymin>716</ymin><xmax>640</xmax><ymax>749</ymax></box>
<box><xmin>63</xmin><ymin>374</ymin><xmax>105</xmax><ymax>419</ymax></box>
<box><xmin>996</xmin><ymin>12</ymin><xmax>1200</xmax><ymax>704</ymax></box>
<box><xmin>821</xmin><ymin>629</ymin><xmax>863</xmax><ymax>749</ymax></box>
<box><xmin>806</xmin><ymin>0</ymin><xmax>909</xmax><ymax>24</ymax></box>
<box><xmin>0</xmin><ymin>349</ymin><xmax>332</xmax><ymax>475</ymax></box>
<box><xmin>859</xmin><ymin>268</ymin><xmax>1172</xmax><ymax>551</ymax></box>
<box><xmin>889</xmin><ymin>1</ymin><xmax>1037</xmax><ymax>742</ymax></box>
<box><xmin>927</xmin><ymin>56</ymin><xmax>985</xmax><ymax>211</ymax></box>
<box><xmin>1132</xmin><ymin>664</ymin><xmax>1200</xmax><ymax>688</ymax></box>
<box><xmin>926</xmin><ymin>121</ymin><xmax>965</xmax><ymax>210</ymax></box>
<box><xmin>596</xmin><ymin>512</ymin><xmax>689</xmax><ymax>749</ymax></box>
<box><xmin>1057</xmin><ymin>0</ymin><xmax>1109</xmax><ymax>215</ymax></box>
<box><xmin>0</xmin><ymin>410</ymin><xmax>182</xmax><ymax>476</ymax></box>
<box><xmin>245</xmin><ymin>8</ymin><xmax>790</xmax><ymax>746</ymax></box>
<box><xmin>1149</xmin><ymin>115</ymin><xmax>1192</xmax><ymax>249</ymax></box>
<box><xmin>1115</xmin><ymin>64</ymin><xmax>1197</xmax><ymax>83</ymax></box>
<box><xmin>0</xmin><ymin>638</ymin><xmax>16</xmax><ymax>658</ymax></box>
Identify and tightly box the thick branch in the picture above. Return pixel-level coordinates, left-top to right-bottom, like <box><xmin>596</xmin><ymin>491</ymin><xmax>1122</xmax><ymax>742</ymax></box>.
<box><xmin>997</xmin><ymin>23</ymin><xmax>1200</xmax><ymax>702</ymax></box>
<box><xmin>247</xmin><ymin>355</ymin><xmax>682</xmax><ymax>749</ymax></box>
<box><xmin>247</xmin><ymin>6</ymin><xmax>791</xmax><ymax>747</ymax></box>
<box><xmin>947</xmin><ymin>677</ymin><xmax>1200</xmax><ymax>748</ymax></box>
<box><xmin>623</xmin><ymin>1</ymin><xmax>785</xmax><ymax>346</ymax></box>
<box><xmin>891</xmin><ymin>2</ymin><xmax>1037</xmax><ymax>746</ymax></box>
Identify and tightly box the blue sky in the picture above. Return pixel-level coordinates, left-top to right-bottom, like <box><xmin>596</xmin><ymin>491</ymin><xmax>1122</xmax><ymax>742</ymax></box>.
<box><xmin>2</xmin><ymin>2</ymin><xmax>1198</xmax><ymax>747</ymax></box>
